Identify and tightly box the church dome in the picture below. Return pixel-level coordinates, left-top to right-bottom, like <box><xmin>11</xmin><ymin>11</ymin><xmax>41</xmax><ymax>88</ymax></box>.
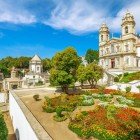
<box><xmin>122</xmin><ymin>11</ymin><xmax>135</xmax><ymax>26</ymax></box>
<box><xmin>30</xmin><ymin>55</ymin><xmax>41</xmax><ymax>62</ymax></box>
<box><xmin>99</xmin><ymin>23</ymin><xmax>109</xmax><ymax>33</ymax></box>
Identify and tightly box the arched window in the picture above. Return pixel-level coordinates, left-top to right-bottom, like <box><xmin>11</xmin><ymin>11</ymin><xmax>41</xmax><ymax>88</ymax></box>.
<box><xmin>126</xmin><ymin>58</ymin><xmax>129</xmax><ymax>64</ymax></box>
<box><xmin>125</xmin><ymin>45</ymin><xmax>129</xmax><ymax>52</ymax></box>
<box><xmin>125</xmin><ymin>26</ymin><xmax>128</xmax><ymax>34</ymax></box>
<box><xmin>116</xmin><ymin>46</ymin><xmax>120</xmax><ymax>52</ymax></box>
<box><xmin>101</xmin><ymin>35</ymin><xmax>103</xmax><ymax>41</ymax></box>
<box><xmin>111</xmin><ymin>44</ymin><xmax>114</xmax><ymax>53</ymax></box>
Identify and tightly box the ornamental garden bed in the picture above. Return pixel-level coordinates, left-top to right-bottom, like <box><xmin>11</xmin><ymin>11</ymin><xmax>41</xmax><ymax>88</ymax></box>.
<box><xmin>69</xmin><ymin>106</ymin><xmax>140</xmax><ymax>140</ymax></box>
<box><xmin>18</xmin><ymin>89</ymin><xmax>140</xmax><ymax>140</ymax></box>
<box><xmin>42</xmin><ymin>90</ymin><xmax>140</xmax><ymax>140</ymax></box>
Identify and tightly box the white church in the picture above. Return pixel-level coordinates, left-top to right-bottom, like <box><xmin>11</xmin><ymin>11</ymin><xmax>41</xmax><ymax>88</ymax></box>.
<box><xmin>99</xmin><ymin>11</ymin><xmax>140</xmax><ymax>74</ymax></box>
<box><xmin>22</xmin><ymin>55</ymin><xmax>45</xmax><ymax>87</ymax></box>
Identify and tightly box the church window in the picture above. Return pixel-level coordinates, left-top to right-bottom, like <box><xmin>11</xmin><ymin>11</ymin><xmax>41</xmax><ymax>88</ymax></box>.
<box><xmin>37</xmin><ymin>67</ymin><xmax>40</xmax><ymax>71</ymax></box>
<box><xmin>106</xmin><ymin>48</ymin><xmax>109</xmax><ymax>54</ymax></box>
<box><xmin>125</xmin><ymin>45</ymin><xmax>129</xmax><ymax>52</ymax></box>
<box><xmin>116</xmin><ymin>46</ymin><xmax>120</xmax><ymax>52</ymax></box>
<box><xmin>117</xmin><ymin>58</ymin><xmax>120</xmax><ymax>65</ymax></box>
<box><xmin>125</xmin><ymin>26</ymin><xmax>128</xmax><ymax>34</ymax></box>
<box><xmin>111</xmin><ymin>44</ymin><xmax>114</xmax><ymax>53</ymax></box>
<box><xmin>126</xmin><ymin>57</ymin><xmax>129</xmax><ymax>64</ymax></box>
<box><xmin>101</xmin><ymin>35</ymin><xmax>103</xmax><ymax>41</ymax></box>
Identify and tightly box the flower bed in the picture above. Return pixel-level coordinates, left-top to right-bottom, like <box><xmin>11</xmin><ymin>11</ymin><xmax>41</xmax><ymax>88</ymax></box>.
<box><xmin>43</xmin><ymin>94</ymin><xmax>95</xmax><ymax>114</ymax></box>
<box><xmin>69</xmin><ymin>106</ymin><xmax>140</xmax><ymax>140</ymax></box>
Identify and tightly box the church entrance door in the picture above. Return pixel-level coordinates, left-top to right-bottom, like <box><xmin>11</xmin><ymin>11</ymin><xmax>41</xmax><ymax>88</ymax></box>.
<box><xmin>111</xmin><ymin>58</ymin><xmax>115</xmax><ymax>68</ymax></box>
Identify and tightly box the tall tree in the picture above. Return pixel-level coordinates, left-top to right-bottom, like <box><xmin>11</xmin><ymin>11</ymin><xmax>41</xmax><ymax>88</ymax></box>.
<box><xmin>85</xmin><ymin>63</ymin><xmax>103</xmax><ymax>88</ymax></box>
<box><xmin>42</xmin><ymin>58</ymin><xmax>52</xmax><ymax>72</ymax></box>
<box><xmin>76</xmin><ymin>65</ymin><xmax>86</xmax><ymax>88</ymax></box>
<box><xmin>85</xmin><ymin>49</ymin><xmax>99</xmax><ymax>64</ymax></box>
<box><xmin>0</xmin><ymin>64</ymin><xmax>10</xmax><ymax>78</ymax></box>
<box><xmin>50</xmin><ymin>47</ymin><xmax>80</xmax><ymax>93</ymax></box>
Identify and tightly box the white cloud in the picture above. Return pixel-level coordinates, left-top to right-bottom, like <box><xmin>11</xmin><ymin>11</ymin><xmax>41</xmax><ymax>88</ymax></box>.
<box><xmin>0</xmin><ymin>0</ymin><xmax>140</xmax><ymax>34</ymax></box>
<box><xmin>45</xmin><ymin>0</ymin><xmax>140</xmax><ymax>34</ymax></box>
<box><xmin>109</xmin><ymin>0</ymin><xmax>140</xmax><ymax>33</ymax></box>
<box><xmin>44</xmin><ymin>0</ymin><xmax>106</xmax><ymax>34</ymax></box>
<box><xmin>0</xmin><ymin>0</ymin><xmax>36</xmax><ymax>24</ymax></box>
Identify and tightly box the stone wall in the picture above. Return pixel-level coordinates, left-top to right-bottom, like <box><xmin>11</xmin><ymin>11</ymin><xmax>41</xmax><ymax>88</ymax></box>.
<box><xmin>9</xmin><ymin>91</ymin><xmax>52</xmax><ymax>140</ymax></box>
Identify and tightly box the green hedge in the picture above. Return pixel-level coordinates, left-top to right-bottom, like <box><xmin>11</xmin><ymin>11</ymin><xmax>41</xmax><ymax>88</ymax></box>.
<box><xmin>120</xmin><ymin>71</ymin><xmax>140</xmax><ymax>83</ymax></box>
<box><xmin>0</xmin><ymin>113</ymin><xmax>8</xmax><ymax>140</ymax></box>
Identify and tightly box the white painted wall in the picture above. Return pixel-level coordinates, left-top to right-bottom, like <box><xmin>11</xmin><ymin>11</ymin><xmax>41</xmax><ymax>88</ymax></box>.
<box><xmin>107</xmin><ymin>80</ymin><xmax>140</xmax><ymax>93</ymax></box>
<box><xmin>0</xmin><ymin>93</ymin><xmax>6</xmax><ymax>103</ymax></box>
<box><xmin>137</xmin><ymin>47</ymin><xmax>140</xmax><ymax>57</ymax></box>
<box><xmin>9</xmin><ymin>92</ymin><xmax>38</xmax><ymax>140</ymax></box>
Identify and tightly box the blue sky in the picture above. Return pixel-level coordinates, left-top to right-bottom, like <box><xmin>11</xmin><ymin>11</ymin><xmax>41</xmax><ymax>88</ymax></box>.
<box><xmin>0</xmin><ymin>0</ymin><xmax>140</xmax><ymax>59</ymax></box>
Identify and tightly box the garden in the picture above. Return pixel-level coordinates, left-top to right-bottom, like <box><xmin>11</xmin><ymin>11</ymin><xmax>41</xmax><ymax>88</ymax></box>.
<box><xmin>115</xmin><ymin>71</ymin><xmax>140</xmax><ymax>83</ymax></box>
<box><xmin>42</xmin><ymin>89</ymin><xmax>140</xmax><ymax>140</ymax></box>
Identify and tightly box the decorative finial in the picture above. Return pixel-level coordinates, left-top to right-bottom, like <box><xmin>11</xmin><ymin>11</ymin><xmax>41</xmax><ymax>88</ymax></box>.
<box><xmin>112</xmin><ymin>33</ymin><xmax>114</xmax><ymax>38</ymax></box>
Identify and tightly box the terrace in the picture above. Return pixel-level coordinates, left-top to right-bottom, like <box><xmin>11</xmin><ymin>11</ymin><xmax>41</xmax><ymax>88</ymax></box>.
<box><xmin>10</xmin><ymin>88</ymin><xmax>140</xmax><ymax>140</ymax></box>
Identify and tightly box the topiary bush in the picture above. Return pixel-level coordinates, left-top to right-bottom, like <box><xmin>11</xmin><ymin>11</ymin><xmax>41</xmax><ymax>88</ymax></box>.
<box><xmin>53</xmin><ymin>107</ymin><xmax>67</xmax><ymax>122</ymax></box>
<box><xmin>0</xmin><ymin>113</ymin><xmax>8</xmax><ymax>140</ymax></box>
<box><xmin>56</xmin><ymin>107</ymin><xmax>63</xmax><ymax>117</ymax></box>
<box><xmin>136</xmin><ymin>85</ymin><xmax>140</xmax><ymax>93</ymax></box>
<box><xmin>43</xmin><ymin>106</ymin><xmax>56</xmax><ymax>113</ymax></box>
<box><xmin>114</xmin><ymin>77</ymin><xmax>119</xmax><ymax>82</ymax></box>
<box><xmin>125</xmin><ymin>86</ymin><xmax>131</xmax><ymax>93</ymax></box>
<box><xmin>33</xmin><ymin>94</ymin><xmax>40</xmax><ymax>101</ymax></box>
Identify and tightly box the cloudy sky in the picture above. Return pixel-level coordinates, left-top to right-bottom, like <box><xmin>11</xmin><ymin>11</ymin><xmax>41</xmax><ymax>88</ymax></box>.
<box><xmin>0</xmin><ymin>0</ymin><xmax>140</xmax><ymax>58</ymax></box>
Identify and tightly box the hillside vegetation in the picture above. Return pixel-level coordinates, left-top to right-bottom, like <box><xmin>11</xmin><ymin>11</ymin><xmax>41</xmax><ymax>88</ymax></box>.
<box><xmin>119</xmin><ymin>71</ymin><xmax>140</xmax><ymax>83</ymax></box>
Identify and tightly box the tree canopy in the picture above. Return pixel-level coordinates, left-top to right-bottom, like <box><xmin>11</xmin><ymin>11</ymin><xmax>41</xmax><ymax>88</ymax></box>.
<box><xmin>50</xmin><ymin>47</ymin><xmax>80</xmax><ymax>93</ymax></box>
<box><xmin>85</xmin><ymin>63</ymin><xmax>103</xmax><ymax>88</ymax></box>
<box><xmin>0</xmin><ymin>56</ymin><xmax>52</xmax><ymax>77</ymax></box>
<box><xmin>76</xmin><ymin>65</ymin><xmax>86</xmax><ymax>87</ymax></box>
<box><xmin>76</xmin><ymin>62</ymin><xmax>103</xmax><ymax>88</ymax></box>
<box><xmin>42</xmin><ymin>58</ymin><xmax>52</xmax><ymax>72</ymax></box>
<box><xmin>85</xmin><ymin>49</ymin><xmax>99</xmax><ymax>64</ymax></box>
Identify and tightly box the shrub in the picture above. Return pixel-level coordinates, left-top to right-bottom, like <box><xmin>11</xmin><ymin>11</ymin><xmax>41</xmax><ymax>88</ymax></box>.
<box><xmin>33</xmin><ymin>94</ymin><xmax>40</xmax><ymax>101</ymax></box>
<box><xmin>45</xmin><ymin>96</ymin><xmax>51</xmax><ymax>106</ymax></box>
<box><xmin>0</xmin><ymin>113</ymin><xmax>8</xmax><ymax>140</ymax></box>
<box><xmin>53</xmin><ymin>114</ymin><xmax>67</xmax><ymax>122</ymax></box>
<box><xmin>56</xmin><ymin>107</ymin><xmax>63</xmax><ymax>117</ymax></box>
<box><xmin>35</xmin><ymin>80</ymin><xmax>43</xmax><ymax>86</ymax></box>
<box><xmin>136</xmin><ymin>85</ymin><xmax>140</xmax><ymax>93</ymax></box>
<box><xmin>53</xmin><ymin>107</ymin><xmax>67</xmax><ymax>122</ymax></box>
<box><xmin>124</xmin><ymin>72</ymin><xmax>129</xmax><ymax>76</ymax></box>
<box><xmin>81</xmin><ymin>111</ymin><xmax>88</xmax><ymax>116</ymax></box>
<box><xmin>43</xmin><ymin>106</ymin><xmax>55</xmax><ymax>113</ymax></box>
<box><xmin>125</xmin><ymin>86</ymin><xmax>131</xmax><ymax>93</ymax></box>
<box><xmin>114</xmin><ymin>77</ymin><xmax>119</xmax><ymax>82</ymax></box>
<box><xmin>132</xmin><ymin>98</ymin><xmax>140</xmax><ymax>108</ymax></box>
<box><xmin>120</xmin><ymin>71</ymin><xmax>140</xmax><ymax>83</ymax></box>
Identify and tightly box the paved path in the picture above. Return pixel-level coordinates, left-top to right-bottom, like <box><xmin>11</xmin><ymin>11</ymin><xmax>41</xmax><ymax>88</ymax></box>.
<box><xmin>3</xmin><ymin>112</ymin><xmax>16</xmax><ymax>140</ymax></box>
<box><xmin>15</xmin><ymin>89</ymin><xmax>97</xmax><ymax>140</ymax></box>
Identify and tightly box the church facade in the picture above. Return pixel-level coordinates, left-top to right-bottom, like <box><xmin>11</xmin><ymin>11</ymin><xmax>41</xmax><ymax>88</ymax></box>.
<box><xmin>99</xmin><ymin>12</ymin><xmax>140</xmax><ymax>71</ymax></box>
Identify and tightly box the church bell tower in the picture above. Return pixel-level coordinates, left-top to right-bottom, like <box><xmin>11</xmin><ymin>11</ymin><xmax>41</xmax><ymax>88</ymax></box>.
<box><xmin>121</xmin><ymin>11</ymin><xmax>135</xmax><ymax>37</ymax></box>
<box><xmin>99</xmin><ymin>23</ymin><xmax>110</xmax><ymax>46</ymax></box>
